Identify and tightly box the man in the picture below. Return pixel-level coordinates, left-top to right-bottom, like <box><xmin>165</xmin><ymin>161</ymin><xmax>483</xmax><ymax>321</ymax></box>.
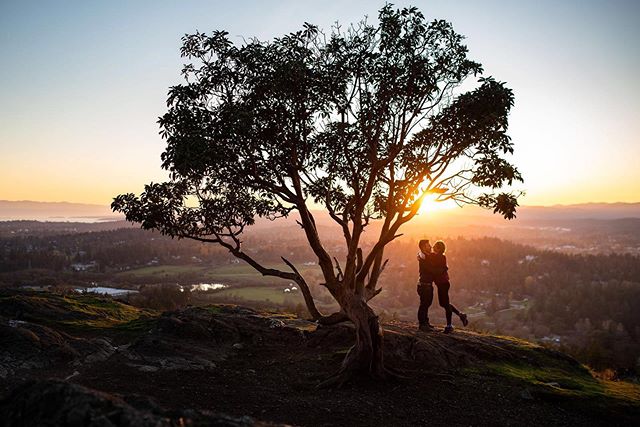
<box><xmin>417</xmin><ymin>239</ymin><xmax>435</xmax><ymax>331</ymax></box>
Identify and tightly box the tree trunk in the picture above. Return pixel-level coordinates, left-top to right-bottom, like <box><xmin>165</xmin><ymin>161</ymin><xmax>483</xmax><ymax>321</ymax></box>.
<box><xmin>319</xmin><ymin>291</ymin><xmax>388</xmax><ymax>387</ymax></box>
<box><xmin>296</xmin><ymin>279</ymin><xmax>322</xmax><ymax>320</ymax></box>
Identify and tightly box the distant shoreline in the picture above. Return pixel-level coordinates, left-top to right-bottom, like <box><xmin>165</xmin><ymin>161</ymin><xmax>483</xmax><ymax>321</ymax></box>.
<box><xmin>2</xmin><ymin>199</ymin><xmax>640</xmax><ymax>223</ymax></box>
<box><xmin>0</xmin><ymin>216</ymin><xmax>124</xmax><ymax>223</ymax></box>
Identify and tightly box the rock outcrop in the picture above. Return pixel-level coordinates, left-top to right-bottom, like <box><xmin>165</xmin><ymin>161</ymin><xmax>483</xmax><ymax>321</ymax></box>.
<box><xmin>0</xmin><ymin>380</ymin><xmax>283</xmax><ymax>427</ymax></box>
<box><xmin>0</xmin><ymin>316</ymin><xmax>115</xmax><ymax>378</ymax></box>
<box><xmin>1</xmin><ymin>291</ymin><xmax>582</xmax><ymax>378</ymax></box>
<box><xmin>1</xmin><ymin>290</ymin><xmax>636</xmax><ymax>427</ymax></box>
<box><xmin>122</xmin><ymin>306</ymin><xmax>310</xmax><ymax>372</ymax></box>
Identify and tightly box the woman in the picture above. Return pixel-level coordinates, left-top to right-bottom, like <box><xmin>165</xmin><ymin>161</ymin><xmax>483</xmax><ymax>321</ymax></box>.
<box><xmin>430</xmin><ymin>240</ymin><xmax>468</xmax><ymax>333</ymax></box>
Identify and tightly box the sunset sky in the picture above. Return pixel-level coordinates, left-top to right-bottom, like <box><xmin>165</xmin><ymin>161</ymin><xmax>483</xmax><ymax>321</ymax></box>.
<box><xmin>1</xmin><ymin>0</ymin><xmax>638</xmax><ymax>207</ymax></box>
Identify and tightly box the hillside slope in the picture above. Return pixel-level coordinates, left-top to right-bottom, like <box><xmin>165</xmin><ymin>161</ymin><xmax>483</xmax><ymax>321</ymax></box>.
<box><xmin>0</xmin><ymin>290</ymin><xmax>638</xmax><ymax>426</ymax></box>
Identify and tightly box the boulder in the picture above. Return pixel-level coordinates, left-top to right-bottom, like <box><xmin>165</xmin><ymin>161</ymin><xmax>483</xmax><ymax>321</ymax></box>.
<box><xmin>0</xmin><ymin>317</ymin><xmax>115</xmax><ymax>378</ymax></box>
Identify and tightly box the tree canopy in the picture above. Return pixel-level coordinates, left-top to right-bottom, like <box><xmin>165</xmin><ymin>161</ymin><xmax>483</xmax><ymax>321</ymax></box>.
<box><xmin>113</xmin><ymin>5</ymin><xmax>522</xmax><ymax>381</ymax></box>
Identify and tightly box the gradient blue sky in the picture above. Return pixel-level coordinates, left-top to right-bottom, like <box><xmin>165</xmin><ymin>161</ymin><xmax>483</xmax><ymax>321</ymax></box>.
<box><xmin>1</xmin><ymin>0</ymin><xmax>638</xmax><ymax>205</ymax></box>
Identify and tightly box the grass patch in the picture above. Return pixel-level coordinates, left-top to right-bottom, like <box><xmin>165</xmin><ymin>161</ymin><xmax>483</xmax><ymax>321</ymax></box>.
<box><xmin>213</xmin><ymin>286</ymin><xmax>304</xmax><ymax>304</ymax></box>
<box><xmin>117</xmin><ymin>265</ymin><xmax>205</xmax><ymax>277</ymax></box>
<box><xmin>205</xmin><ymin>263</ymin><xmax>319</xmax><ymax>276</ymax></box>
<box><xmin>491</xmin><ymin>333</ymin><xmax>542</xmax><ymax>349</ymax></box>
<box><xmin>56</xmin><ymin>294</ymin><xmax>154</xmax><ymax>328</ymax></box>
<box><xmin>117</xmin><ymin>263</ymin><xmax>320</xmax><ymax>283</ymax></box>
<box><xmin>0</xmin><ymin>290</ymin><xmax>157</xmax><ymax>332</ymax></box>
<box><xmin>111</xmin><ymin>316</ymin><xmax>158</xmax><ymax>333</ymax></box>
<box><xmin>469</xmin><ymin>361</ymin><xmax>640</xmax><ymax>409</ymax></box>
<box><xmin>203</xmin><ymin>305</ymin><xmax>224</xmax><ymax>314</ymax></box>
<box><xmin>493</xmin><ymin>307</ymin><xmax>524</xmax><ymax>321</ymax></box>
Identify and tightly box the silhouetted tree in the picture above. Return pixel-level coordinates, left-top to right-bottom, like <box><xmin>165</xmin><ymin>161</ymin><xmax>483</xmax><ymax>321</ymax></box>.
<box><xmin>112</xmin><ymin>5</ymin><xmax>522</xmax><ymax>384</ymax></box>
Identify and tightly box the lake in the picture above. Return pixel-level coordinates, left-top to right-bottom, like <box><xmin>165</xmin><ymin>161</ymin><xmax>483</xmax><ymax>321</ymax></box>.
<box><xmin>185</xmin><ymin>283</ymin><xmax>228</xmax><ymax>292</ymax></box>
<box><xmin>75</xmin><ymin>287</ymin><xmax>139</xmax><ymax>296</ymax></box>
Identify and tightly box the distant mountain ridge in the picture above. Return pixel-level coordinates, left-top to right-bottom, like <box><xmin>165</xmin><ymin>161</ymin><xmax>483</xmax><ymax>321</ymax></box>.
<box><xmin>513</xmin><ymin>202</ymin><xmax>640</xmax><ymax>220</ymax></box>
<box><xmin>0</xmin><ymin>200</ymin><xmax>122</xmax><ymax>222</ymax></box>
<box><xmin>2</xmin><ymin>200</ymin><xmax>640</xmax><ymax>222</ymax></box>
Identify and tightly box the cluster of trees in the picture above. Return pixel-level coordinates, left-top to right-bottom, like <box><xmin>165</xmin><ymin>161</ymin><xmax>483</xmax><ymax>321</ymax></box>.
<box><xmin>128</xmin><ymin>284</ymin><xmax>192</xmax><ymax>311</ymax></box>
<box><xmin>524</xmin><ymin>279</ymin><xmax>640</xmax><ymax>374</ymax></box>
<box><xmin>0</xmin><ymin>227</ymin><xmax>323</xmax><ymax>274</ymax></box>
<box><xmin>0</xmin><ymin>228</ymin><xmax>219</xmax><ymax>273</ymax></box>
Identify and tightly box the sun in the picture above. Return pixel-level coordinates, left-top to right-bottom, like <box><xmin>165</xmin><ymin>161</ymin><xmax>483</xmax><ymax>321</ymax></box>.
<box><xmin>417</xmin><ymin>193</ymin><xmax>457</xmax><ymax>215</ymax></box>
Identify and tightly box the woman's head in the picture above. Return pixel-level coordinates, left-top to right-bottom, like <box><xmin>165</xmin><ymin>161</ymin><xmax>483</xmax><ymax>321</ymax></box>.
<box><xmin>433</xmin><ymin>240</ymin><xmax>446</xmax><ymax>254</ymax></box>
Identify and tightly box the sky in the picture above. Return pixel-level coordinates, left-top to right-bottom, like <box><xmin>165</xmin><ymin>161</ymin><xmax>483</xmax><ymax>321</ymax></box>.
<box><xmin>0</xmin><ymin>0</ymin><xmax>638</xmax><ymax>206</ymax></box>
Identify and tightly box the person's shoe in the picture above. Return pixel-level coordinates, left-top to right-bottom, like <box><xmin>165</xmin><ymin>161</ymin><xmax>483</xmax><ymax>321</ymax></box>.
<box><xmin>460</xmin><ymin>313</ymin><xmax>469</xmax><ymax>327</ymax></box>
<box><xmin>419</xmin><ymin>323</ymin><xmax>435</xmax><ymax>332</ymax></box>
<box><xmin>443</xmin><ymin>325</ymin><xmax>454</xmax><ymax>334</ymax></box>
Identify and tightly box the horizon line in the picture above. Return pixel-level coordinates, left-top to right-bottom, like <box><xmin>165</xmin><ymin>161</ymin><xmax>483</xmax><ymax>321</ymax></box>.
<box><xmin>2</xmin><ymin>199</ymin><xmax>640</xmax><ymax>210</ymax></box>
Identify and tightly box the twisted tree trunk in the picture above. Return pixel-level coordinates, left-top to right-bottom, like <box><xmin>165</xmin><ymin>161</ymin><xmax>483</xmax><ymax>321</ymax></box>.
<box><xmin>319</xmin><ymin>291</ymin><xmax>389</xmax><ymax>387</ymax></box>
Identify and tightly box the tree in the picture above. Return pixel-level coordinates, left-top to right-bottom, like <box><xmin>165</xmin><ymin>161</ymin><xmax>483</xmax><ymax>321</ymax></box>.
<box><xmin>112</xmin><ymin>5</ymin><xmax>522</xmax><ymax>384</ymax></box>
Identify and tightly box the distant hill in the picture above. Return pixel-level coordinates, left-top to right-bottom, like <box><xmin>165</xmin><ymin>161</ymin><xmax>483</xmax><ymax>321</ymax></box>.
<box><xmin>434</xmin><ymin>202</ymin><xmax>640</xmax><ymax>222</ymax></box>
<box><xmin>500</xmin><ymin>202</ymin><xmax>640</xmax><ymax>221</ymax></box>
<box><xmin>3</xmin><ymin>199</ymin><xmax>639</xmax><ymax>223</ymax></box>
<box><xmin>0</xmin><ymin>200</ymin><xmax>123</xmax><ymax>222</ymax></box>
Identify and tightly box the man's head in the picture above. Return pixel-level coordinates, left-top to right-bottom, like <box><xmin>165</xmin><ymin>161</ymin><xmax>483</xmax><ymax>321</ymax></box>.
<box><xmin>418</xmin><ymin>239</ymin><xmax>431</xmax><ymax>254</ymax></box>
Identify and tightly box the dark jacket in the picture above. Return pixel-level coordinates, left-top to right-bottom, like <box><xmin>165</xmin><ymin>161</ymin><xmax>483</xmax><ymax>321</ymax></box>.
<box><xmin>429</xmin><ymin>253</ymin><xmax>450</xmax><ymax>283</ymax></box>
<box><xmin>418</xmin><ymin>253</ymin><xmax>449</xmax><ymax>284</ymax></box>
<box><xmin>418</xmin><ymin>254</ymin><xmax>434</xmax><ymax>283</ymax></box>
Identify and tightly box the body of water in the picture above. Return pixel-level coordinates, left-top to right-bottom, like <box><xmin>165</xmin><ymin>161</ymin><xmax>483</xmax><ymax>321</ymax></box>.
<box><xmin>185</xmin><ymin>283</ymin><xmax>227</xmax><ymax>292</ymax></box>
<box><xmin>75</xmin><ymin>286</ymin><xmax>138</xmax><ymax>296</ymax></box>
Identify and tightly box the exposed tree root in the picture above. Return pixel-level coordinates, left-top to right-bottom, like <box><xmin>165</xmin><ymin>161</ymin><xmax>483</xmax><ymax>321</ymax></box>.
<box><xmin>316</xmin><ymin>367</ymin><xmax>355</xmax><ymax>389</ymax></box>
<box><xmin>316</xmin><ymin>342</ymin><xmax>405</xmax><ymax>389</ymax></box>
<box><xmin>316</xmin><ymin>364</ymin><xmax>405</xmax><ymax>389</ymax></box>
<box><xmin>316</xmin><ymin>311</ymin><xmax>350</xmax><ymax>326</ymax></box>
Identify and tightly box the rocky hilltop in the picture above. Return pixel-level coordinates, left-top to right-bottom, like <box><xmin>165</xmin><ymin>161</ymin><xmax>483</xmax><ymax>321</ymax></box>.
<box><xmin>0</xmin><ymin>289</ymin><xmax>638</xmax><ymax>426</ymax></box>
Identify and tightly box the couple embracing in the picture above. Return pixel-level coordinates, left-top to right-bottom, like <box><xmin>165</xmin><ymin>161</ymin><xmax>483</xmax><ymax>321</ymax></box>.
<box><xmin>417</xmin><ymin>239</ymin><xmax>468</xmax><ymax>333</ymax></box>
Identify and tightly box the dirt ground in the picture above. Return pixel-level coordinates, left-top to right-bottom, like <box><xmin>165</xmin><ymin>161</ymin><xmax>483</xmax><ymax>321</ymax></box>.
<box><xmin>1</xmin><ymin>294</ymin><xmax>637</xmax><ymax>426</ymax></box>
<box><xmin>66</xmin><ymin>322</ymin><xmax>637</xmax><ymax>426</ymax></box>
